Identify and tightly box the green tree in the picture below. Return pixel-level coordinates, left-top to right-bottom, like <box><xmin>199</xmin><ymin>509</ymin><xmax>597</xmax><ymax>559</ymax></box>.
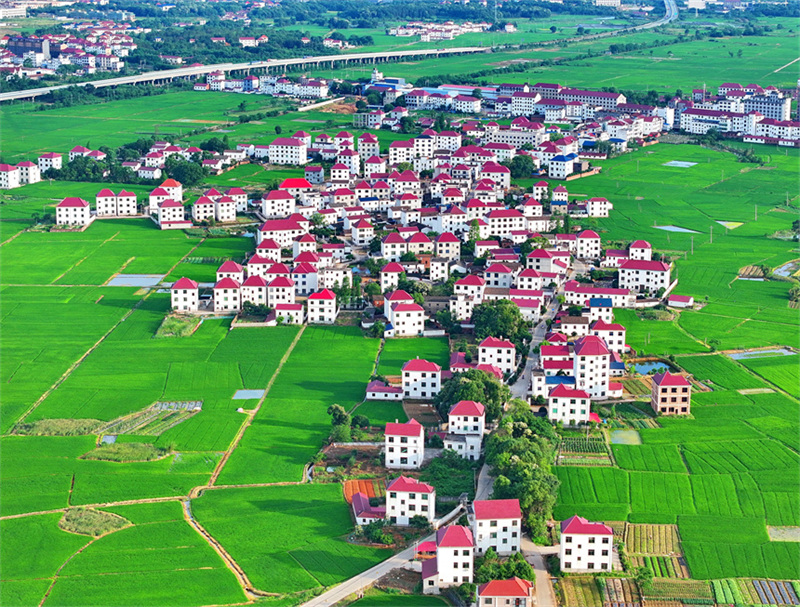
<box><xmin>472</xmin><ymin>299</ymin><xmax>532</xmax><ymax>351</ymax></box>
<box><xmin>434</xmin><ymin>369</ymin><xmax>510</xmax><ymax>422</ymax></box>
<box><xmin>327</xmin><ymin>404</ymin><xmax>350</xmax><ymax>426</ymax></box>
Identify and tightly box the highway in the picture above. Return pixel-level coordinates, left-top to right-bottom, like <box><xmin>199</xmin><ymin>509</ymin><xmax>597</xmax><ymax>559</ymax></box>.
<box><xmin>1</xmin><ymin>0</ymin><xmax>678</xmax><ymax>104</ymax></box>
<box><xmin>0</xmin><ymin>47</ymin><xmax>488</xmax><ymax>103</ymax></box>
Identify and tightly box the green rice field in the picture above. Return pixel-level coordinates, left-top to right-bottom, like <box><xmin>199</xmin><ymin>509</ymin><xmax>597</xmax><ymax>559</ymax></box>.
<box><xmin>738</xmin><ymin>353</ymin><xmax>800</xmax><ymax>395</ymax></box>
<box><xmin>377</xmin><ymin>337</ymin><xmax>450</xmax><ymax>377</ymax></box>
<box><xmin>191</xmin><ymin>484</ymin><xmax>390</xmax><ymax>594</ymax></box>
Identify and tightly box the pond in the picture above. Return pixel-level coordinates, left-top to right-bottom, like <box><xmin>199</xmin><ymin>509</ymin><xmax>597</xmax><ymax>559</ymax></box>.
<box><xmin>729</xmin><ymin>348</ymin><xmax>796</xmax><ymax>360</ymax></box>
<box><xmin>630</xmin><ymin>361</ymin><xmax>673</xmax><ymax>374</ymax></box>
<box><xmin>774</xmin><ymin>260</ymin><xmax>800</xmax><ymax>278</ymax></box>
<box><xmin>233</xmin><ymin>389</ymin><xmax>266</xmax><ymax>400</ymax></box>
<box><xmin>107</xmin><ymin>274</ymin><xmax>166</xmax><ymax>287</ymax></box>
<box><xmin>609</xmin><ymin>429</ymin><xmax>642</xmax><ymax>445</ymax></box>
<box><xmin>654</xmin><ymin>225</ymin><xmax>701</xmax><ymax>234</ymax></box>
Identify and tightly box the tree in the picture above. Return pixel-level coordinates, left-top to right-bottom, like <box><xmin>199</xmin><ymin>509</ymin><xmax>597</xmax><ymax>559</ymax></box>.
<box><xmin>355</xmin><ymin>99</ymin><xmax>367</xmax><ymax>111</ymax></box>
<box><xmin>472</xmin><ymin>299</ymin><xmax>532</xmax><ymax>351</ymax></box>
<box><xmin>503</xmin><ymin>154</ymin><xmax>536</xmax><ymax>179</ymax></box>
<box><xmin>367</xmin><ymin>320</ymin><xmax>385</xmax><ymax>337</ymax></box>
<box><xmin>409</xmin><ymin>515</ymin><xmax>431</xmax><ymax>529</ymax></box>
<box><xmin>434</xmin><ymin>369</ymin><xmax>510</xmax><ymax>422</ymax></box>
<box><xmin>274</xmin><ymin>125</ymin><xmax>282</xmax><ymax>135</ymax></box>
<box><xmin>327</xmin><ymin>404</ymin><xmax>350</xmax><ymax>426</ymax></box>
<box><xmin>400</xmin><ymin>251</ymin><xmax>418</xmax><ymax>262</ymax></box>
<box><xmin>550</xmin><ymin>25</ymin><xmax>558</xmax><ymax>33</ymax></box>
<box><xmin>471</xmin><ymin>88</ymin><xmax>483</xmax><ymax>100</ymax></box>
<box><xmin>351</xmin><ymin>414</ymin><xmax>369</xmax><ymax>428</ymax></box>
<box><xmin>169</xmin><ymin>162</ymin><xmax>205</xmax><ymax>187</ymax></box>
<box><xmin>364</xmin><ymin>281</ymin><xmax>381</xmax><ymax>297</ymax></box>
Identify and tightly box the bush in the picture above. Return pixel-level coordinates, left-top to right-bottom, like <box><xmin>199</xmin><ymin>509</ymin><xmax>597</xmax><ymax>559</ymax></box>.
<box><xmin>351</xmin><ymin>415</ymin><xmax>369</xmax><ymax>428</ymax></box>
<box><xmin>330</xmin><ymin>424</ymin><xmax>352</xmax><ymax>443</ymax></box>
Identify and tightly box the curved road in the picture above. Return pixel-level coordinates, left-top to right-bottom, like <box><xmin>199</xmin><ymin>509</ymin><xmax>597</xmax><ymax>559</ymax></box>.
<box><xmin>1</xmin><ymin>0</ymin><xmax>678</xmax><ymax>104</ymax></box>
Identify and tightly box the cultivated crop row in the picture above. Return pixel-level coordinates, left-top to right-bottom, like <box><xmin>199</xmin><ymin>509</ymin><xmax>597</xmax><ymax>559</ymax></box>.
<box><xmin>643</xmin><ymin>579</ymin><xmax>713</xmax><ymax>602</ymax></box>
<box><xmin>560</xmin><ymin>577</ymin><xmax>603</xmax><ymax>607</ymax></box>
<box><xmin>630</xmin><ymin>555</ymin><xmax>686</xmax><ymax>578</ymax></box>
<box><xmin>625</xmin><ymin>523</ymin><xmax>681</xmax><ymax>555</ymax></box>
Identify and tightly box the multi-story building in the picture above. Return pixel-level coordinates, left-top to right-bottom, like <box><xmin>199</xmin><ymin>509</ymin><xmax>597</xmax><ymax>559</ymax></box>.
<box><xmin>572</xmin><ymin>335</ymin><xmax>610</xmax><ymax>399</ymax></box>
<box><xmin>619</xmin><ymin>260</ymin><xmax>671</xmax><ymax>295</ymax></box>
<box><xmin>385</xmin><ymin>419</ymin><xmax>425</xmax><ymax>470</ymax></box>
<box><xmin>560</xmin><ymin>515</ymin><xmax>614</xmax><ymax>572</ymax></box>
<box><xmin>422</xmin><ymin>526</ymin><xmax>474</xmax><ymax>594</ymax></box>
<box><xmin>171</xmin><ymin>277</ymin><xmax>199</xmax><ymax>311</ymax></box>
<box><xmin>547</xmin><ymin>384</ymin><xmax>592</xmax><ymax>426</ymax></box>
<box><xmin>470</xmin><ymin>499</ymin><xmax>522</xmax><ymax>556</ymax></box>
<box><xmin>56</xmin><ymin>197</ymin><xmax>91</xmax><ymax>225</ymax></box>
<box><xmin>444</xmin><ymin>400</ymin><xmax>485</xmax><ymax>461</ymax></box>
<box><xmin>477</xmin><ymin>336</ymin><xmax>517</xmax><ymax>376</ymax></box>
<box><xmin>402</xmin><ymin>358</ymin><xmax>441</xmax><ymax>399</ymax></box>
<box><xmin>307</xmin><ymin>288</ymin><xmax>338</xmax><ymax>323</ymax></box>
<box><xmin>651</xmin><ymin>372</ymin><xmax>691</xmax><ymax>415</ymax></box>
<box><xmin>477</xmin><ymin>578</ymin><xmax>534</xmax><ymax>607</ymax></box>
<box><xmin>385</xmin><ymin>476</ymin><xmax>436</xmax><ymax>526</ymax></box>
<box><xmin>268</xmin><ymin>137</ymin><xmax>308</xmax><ymax>165</ymax></box>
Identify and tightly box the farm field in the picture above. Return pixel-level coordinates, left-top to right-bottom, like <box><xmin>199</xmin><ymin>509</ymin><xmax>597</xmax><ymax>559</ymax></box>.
<box><xmin>738</xmin><ymin>353</ymin><xmax>800</xmax><ymax>395</ymax></box>
<box><xmin>191</xmin><ymin>484</ymin><xmax>391</xmax><ymax>595</ymax></box>
<box><xmin>676</xmin><ymin>354</ymin><xmax>765</xmax><ymax>391</ymax></box>
<box><xmin>590</xmin><ymin>144</ymin><xmax>799</xmax><ymax>350</ymax></box>
<box><xmin>377</xmin><ymin>337</ymin><xmax>450</xmax><ymax>377</ymax></box>
<box><xmin>354</xmin><ymin>400</ymin><xmax>408</xmax><ymax>427</ymax></box>
<box><xmin>217</xmin><ymin>326</ymin><xmax>380</xmax><ymax>485</ymax></box>
<box><xmin>308</xmin><ymin>27</ymin><xmax>799</xmax><ymax>93</ymax></box>
<box><xmin>0</xmin><ymin>93</ymin><xmax>291</xmax><ymax>163</ymax></box>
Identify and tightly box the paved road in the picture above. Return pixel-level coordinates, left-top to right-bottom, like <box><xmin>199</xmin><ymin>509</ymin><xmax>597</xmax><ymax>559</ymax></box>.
<box><xmin>522</xmin><ymin>538</ymin><xmax>560</xmax><ymax>607</ymax></box>
<box><xmin>301</xmin><ymin>534</ymin><xmax>434</xmax><ymax>607</ymax></box>
<box><xmin>0</xmin><ymin>47</ymin><xmax>488</xmax><ymax>102</ymax></box>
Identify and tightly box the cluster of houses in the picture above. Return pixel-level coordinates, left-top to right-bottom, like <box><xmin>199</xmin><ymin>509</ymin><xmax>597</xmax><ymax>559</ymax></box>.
<box><xmin>194</xmin><ymin>71</ymin><xmax>330</xmax><ymax>99</ymax></box>
<box><xmin>675</xmin><ymin>82</ymin><xmax>797</xmax><ymax>146</ymax></box>
<box><xmin>2</xmin><ymin>29</ymin><xmax>137</xmax><ymax>76</ymax></box>
<box><xmin>387</xmin><ymin>20</ymin><xmax>492</xmax><ymax>41</ymax></box>
<box><xmin>351</xmin><ymin>476</ymin><xmax>614</xmax><ymax>598</ymax></box>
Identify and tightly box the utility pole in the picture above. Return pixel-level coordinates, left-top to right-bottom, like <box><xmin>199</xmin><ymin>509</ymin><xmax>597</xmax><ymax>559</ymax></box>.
<box><xmin>691</xmin><ymin>236</ymin><xmax>694</xmax><ymax>255</ymax></box>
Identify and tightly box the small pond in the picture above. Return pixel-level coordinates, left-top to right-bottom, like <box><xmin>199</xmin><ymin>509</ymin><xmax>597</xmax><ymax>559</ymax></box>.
<box><xmin>107</xmin><ymin>274</ymin><xmax>166</xmax><ymax>287</ymax></box>
<box><xmin>654</xmin><ymin>225</ymin><xmax>701</xmax><ymax>234</ymax></box>
<box><xmin>630</xmin><ymin>361</ymin><xmax>674</xmax><ymax>374</ymax></box>
<box><xmin>729</xmin><ymin>348</ymin><xmax>796</xmax><ymax>360</ymax></box>
<box><xmin>609</xmin><ymin>429</ymin><xmax>642</xmax><ymax>445</ymax></box>
<box><xmin>774</xmin><ymin>260</ymin><xmax>800</xmax><ymax>278</ymax></box>
<box><xmin>233</xmin><ymin>389</ymin><xmax>266</xmax><ymax>400</ymax></box>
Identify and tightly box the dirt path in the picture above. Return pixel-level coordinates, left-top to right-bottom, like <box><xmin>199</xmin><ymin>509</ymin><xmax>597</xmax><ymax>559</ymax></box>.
<box><xmin>181</xmin><ymin>499</ymin><xmax>277</xmax><ymax>601</ymax></box>
<box><xmin>203</xmin><ymin>325</ymin><xmax>306</xmax><ymax>489</ymax></box>
<box><xmin>8</xmin><ymin>239</ymin><xmax>205</xmax><ymax>429</ymax></box>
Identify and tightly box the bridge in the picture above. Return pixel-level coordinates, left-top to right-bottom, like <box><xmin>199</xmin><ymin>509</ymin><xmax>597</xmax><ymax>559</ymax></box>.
<box><xmin>0</xmin><ymin>46</ymin><xmax>489</xmax><ymax>103</ymax></box>
<box><xmin>0</xmin><ymin>0</ymin><xmax>678</xmax><ymax>104</ymax></box>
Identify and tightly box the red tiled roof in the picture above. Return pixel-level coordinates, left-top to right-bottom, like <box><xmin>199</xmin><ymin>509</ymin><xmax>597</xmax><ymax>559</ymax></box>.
<box><xmin>573</xmin><ymin>335</ymin><xmax>610</xmax><ymax>357</ymax></box>
<box><xmin>172</xmin><ymin>277</ymin><xmax>198</xmax><ymax>289</ymax></box>
<box><xmin>653</xmin><ymin>372</ymin><xmax>690</xmax><ymax>387</ymax></box>
<box><xmin>387</xmin><ymin>473</ymin><xmax>433</xmax><ymax>492</ymax></box>
<box><xmin>478</xmin><ymin>577</ymin><xmax>533</xmax><ymax>598</ymax></box>
<box><xmin>449</xmin><ymin>400</ymin><xmax>485</xmax><ymax>417</ymax></box>
<box><xmin>436</xmin><ymin>525</ymin><xmax>473</xmax><ymax>548</ymax></box>
<box><xmin>309</xmin><ymin>288</ymin><xmax>336</xmax><ymax>300</ymax></box>
<box><xmin>561</xmin><ymin>514</ymin><xmax>613</xmax><ymax>535</ymax></box>
<box><xmin>214</xmin><ymin>277</ymin><xmax>240</xmax><ymax>289</ymax></box>
<box><xmin>385</xmin><ymin>419</ymin><xmax>425</xmax><ymax>439</ymax></box>
<box><xmin>473</xmin><ymin>499</ymin><xmax>521</xmax><ymax>520</ymax></box>
<box><xmin>402</xmin><ymin>358</ymin><xmax>440</xmax><ymax>373</ymax></box>
<box><xmin>479</xmin><ymin>336</ymin><xmax>515</xmax><ymax>350</ymax></box>
<box><xmin>620</xmin><ymin>260</ymin><xmax>670</xmax><ymax>272</ymax></box>
<box><xmin>549</xmin><ymin>384</ymin><xmax>590</xmax><ymax>399</ymax></box>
